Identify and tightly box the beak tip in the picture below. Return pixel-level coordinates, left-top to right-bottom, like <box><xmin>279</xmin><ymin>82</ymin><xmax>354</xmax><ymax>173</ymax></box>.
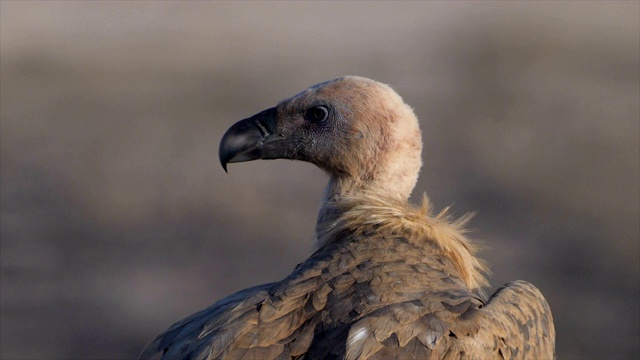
<box><xmin>218</xmin><ymin>149</ymin><xmax>229</xmax><ymax>174</ymax></box>
<box><xmin>219</xmin><ymin>152</ymin><xmax>230</xmax><ymax>173</ymax></box>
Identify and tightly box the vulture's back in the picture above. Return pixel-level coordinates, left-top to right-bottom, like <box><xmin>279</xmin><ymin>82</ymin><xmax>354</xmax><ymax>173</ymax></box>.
<box><xmin>140</xmin><ymin>203</ymin><xmax>555</xmax><ymax>359</ymax></box>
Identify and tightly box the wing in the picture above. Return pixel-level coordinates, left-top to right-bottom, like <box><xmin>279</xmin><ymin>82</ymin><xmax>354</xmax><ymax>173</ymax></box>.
<box><xmin>139</xmin><ymin>260</ymin><xmax>329</xmax><ymax>360</ymax></box>
<box><xmin>138</xmin><ymin>283</ymin><xmax>274</xmax><ymax>360</ymax></box>
<box><xmin>339</xmin><ymin>289</ymin><xmax>485</xmax><ymax>360</ymax></box>
<box><xmin>445</xmin><ymin>280</ymin><xmax>556</xmax><ymax>359</ymax></box>
<box><xmin>340</xmin><ymin>281</ymin><xmax>555</xmax><ymax>360</ymax></box>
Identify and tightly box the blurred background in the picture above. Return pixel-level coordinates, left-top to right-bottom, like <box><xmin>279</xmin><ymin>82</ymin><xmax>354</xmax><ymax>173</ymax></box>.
<box><xmin>1</xmin><ymin>2</ymin><xmax>638</xmax><ymax>359</ymax></box>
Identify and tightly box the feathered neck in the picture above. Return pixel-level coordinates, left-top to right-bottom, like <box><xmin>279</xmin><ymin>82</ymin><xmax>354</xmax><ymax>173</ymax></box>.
<box><xmin>315</xmin><ymin>193</ymin><xmax>489</xmax><ymax>291</ymax></box>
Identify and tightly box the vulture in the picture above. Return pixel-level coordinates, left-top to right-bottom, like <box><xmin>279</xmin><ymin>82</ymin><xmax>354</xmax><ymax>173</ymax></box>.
<box><xmin>140</xmin><ymin>76</ymin><xmax>555</xmax><ymax>360</ymax></box>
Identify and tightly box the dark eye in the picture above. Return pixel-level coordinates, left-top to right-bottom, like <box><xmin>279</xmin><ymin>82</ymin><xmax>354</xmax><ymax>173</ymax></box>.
<box><xmin>305</xmin><ymin>106</ymin><xmax>329</xmax><ymax>123</ymax></box>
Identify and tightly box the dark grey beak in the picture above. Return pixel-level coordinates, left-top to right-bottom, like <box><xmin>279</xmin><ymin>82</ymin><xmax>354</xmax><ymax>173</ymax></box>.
<box><xmin>219</xmin><ymin>107</ymin><xmax>288</xmax><ymax>172</ymax></box>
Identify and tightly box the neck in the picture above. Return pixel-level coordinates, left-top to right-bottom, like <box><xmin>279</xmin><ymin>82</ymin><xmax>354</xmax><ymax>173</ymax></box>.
<box><xmin>315</xmin><ymin>176</ymin><xmax>357</xmax><ymax>234</ymax></box>
<box><xmin>315</xmin><ymin>172</ymin><xmax>413</xmax><ymax>241</ymax></box>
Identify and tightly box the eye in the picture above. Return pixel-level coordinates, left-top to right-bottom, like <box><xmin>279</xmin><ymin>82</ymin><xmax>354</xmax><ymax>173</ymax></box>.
<box><xmin>304</xmin><ymin>105</ymin><xmax>329</xmax><ymax>123</ymax></box>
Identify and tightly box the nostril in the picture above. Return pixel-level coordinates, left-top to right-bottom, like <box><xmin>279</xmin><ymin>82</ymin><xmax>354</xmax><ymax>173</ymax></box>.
<box><xmin>253</xmin><ymin>118</ymin><xmax>270</xmax><ymax>137</ymax></box>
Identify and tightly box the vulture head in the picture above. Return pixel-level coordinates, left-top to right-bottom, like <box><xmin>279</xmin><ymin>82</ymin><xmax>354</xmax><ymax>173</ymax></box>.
<box><xmin>219</xmin><ymin>76</ymin><xmax>423</xmax><ymax>204</ymax></box>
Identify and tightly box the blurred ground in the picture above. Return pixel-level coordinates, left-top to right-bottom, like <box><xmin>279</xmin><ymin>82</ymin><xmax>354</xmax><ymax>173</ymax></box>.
<box><xmin>1</xmin><ymin>2</ymin><xmax>638</xmax><ymax>359</ymax></box>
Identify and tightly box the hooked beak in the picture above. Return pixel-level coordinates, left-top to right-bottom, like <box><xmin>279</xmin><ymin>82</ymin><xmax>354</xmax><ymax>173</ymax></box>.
<box><xmin>219</xmin><ymin>107</ymin><xmax>293</xmax><ymax>172</ymax></box>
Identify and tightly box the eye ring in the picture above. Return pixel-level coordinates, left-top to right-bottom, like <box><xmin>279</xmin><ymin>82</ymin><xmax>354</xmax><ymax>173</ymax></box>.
<box><xmin>305</xmin><ymin>105</ymin><xmax>329</xmax><ymax>123</ymax></box>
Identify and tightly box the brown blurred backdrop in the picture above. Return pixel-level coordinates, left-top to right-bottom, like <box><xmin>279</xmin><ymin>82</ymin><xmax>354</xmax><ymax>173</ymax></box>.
<box><xmin>1</xmin><ymin>2</ymin><xmax>638</xmax><ymax>359</ymax></box>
